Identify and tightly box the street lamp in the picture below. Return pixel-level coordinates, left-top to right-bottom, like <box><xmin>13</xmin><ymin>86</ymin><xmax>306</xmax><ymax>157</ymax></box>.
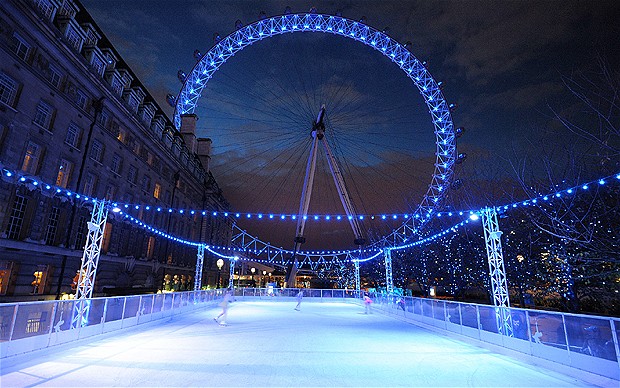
<box><xmin>216</xmin><ymin>259</ymin><xmax>224</xmax><ymax>288</ymax></box>
<box><xmin>516</xmin><ymin>254</ymin><xmax>525</xmax><ymax>306</ymax></box>
<box><xmin>251</xmin><ymin>267</ymin><xmax>256</xmax><ymax>287</ymax></box>
<box><xmin>262</xmin><ymin>270</ymin><xmax>267</xmax><ymax>288</ymax></box>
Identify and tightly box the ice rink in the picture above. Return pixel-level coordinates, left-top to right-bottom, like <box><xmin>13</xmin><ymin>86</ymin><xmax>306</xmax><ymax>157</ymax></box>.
<box><xmin>0</xmin><ymin>300</ymin><xmax>607</xmax><ymax>387</ymax></box>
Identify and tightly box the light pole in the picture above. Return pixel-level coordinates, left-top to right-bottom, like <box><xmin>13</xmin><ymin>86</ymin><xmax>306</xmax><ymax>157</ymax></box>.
<box><xmin>262</xmin><ymin>270</ymin><xmax>267</xmax><ymax>288</ymax></box>
<box><xmin>216</xmin><ymin>258</ymin><xmax>224</xmax><ymax>288</ymax></box>
<box><xmin>251</xmin><ymin>267</ymin><xmax>256</xmax><ymax>287</ymax></box>
<box><xmin>516</xmin><ymin>254</ymin><xmax>525</xmax><ymax>307</ymax></box>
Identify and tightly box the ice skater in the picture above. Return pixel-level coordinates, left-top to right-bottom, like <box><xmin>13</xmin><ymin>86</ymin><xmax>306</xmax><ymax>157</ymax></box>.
<box><xmin>294</xmin><ymin>289</ymin><xmax>304</xmax><ymax>311</ymax></box>
<box><xmin>214</xmin><ymin>288</ymin><xmax>232</xmax><ymax>325</ymax></box>
<box><xmin>363</xmin><ymin>292</ymin><xmax>373</xmax><ymax>314</ymax></box>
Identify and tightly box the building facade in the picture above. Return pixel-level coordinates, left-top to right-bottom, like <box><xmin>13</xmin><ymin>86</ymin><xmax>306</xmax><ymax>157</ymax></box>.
<box><xmin>0</xmin><ymin>0</ymin><xmax>232</xmax><ymax>301</ymax></box>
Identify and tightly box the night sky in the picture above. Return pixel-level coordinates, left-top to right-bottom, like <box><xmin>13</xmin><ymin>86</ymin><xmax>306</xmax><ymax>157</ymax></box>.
<box><xmin>80</xmin><ymin>0</ymin><xmax>620</xmax><ymax>251</ymax></box>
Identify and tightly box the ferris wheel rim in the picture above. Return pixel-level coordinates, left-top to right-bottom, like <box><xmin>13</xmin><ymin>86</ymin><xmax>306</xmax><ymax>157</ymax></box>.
<box><xmin>173</xmin><ymin>12</ymin><xmax>457</xmax><ymax>249</ymax></box>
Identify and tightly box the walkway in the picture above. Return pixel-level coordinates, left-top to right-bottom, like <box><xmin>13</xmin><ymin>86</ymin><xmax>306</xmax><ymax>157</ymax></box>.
<box><xmin>0</xmin><ymin>301</ymin><xmax>604</xmax><ymax>387</ymax></box>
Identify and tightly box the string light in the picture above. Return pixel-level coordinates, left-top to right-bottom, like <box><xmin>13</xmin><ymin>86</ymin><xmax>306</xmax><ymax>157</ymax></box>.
<box><xmin>1</xmin><ymin>162</ymin><xmax>618</xmax><ymax>264</ymax></box>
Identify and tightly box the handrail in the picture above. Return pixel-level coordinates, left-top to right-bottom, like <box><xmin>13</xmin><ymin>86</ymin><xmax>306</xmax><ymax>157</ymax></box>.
<box><xmin>0</xmin><ymin>288</ymin><xmax>618</xmax><ymax>381</ymax></box>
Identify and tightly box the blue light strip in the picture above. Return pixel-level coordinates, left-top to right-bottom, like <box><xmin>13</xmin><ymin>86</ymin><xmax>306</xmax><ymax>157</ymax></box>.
<box><xmin>2</xmin><ymin>164</ymin><xmax>619</xmax><ymax>263</ymax></box>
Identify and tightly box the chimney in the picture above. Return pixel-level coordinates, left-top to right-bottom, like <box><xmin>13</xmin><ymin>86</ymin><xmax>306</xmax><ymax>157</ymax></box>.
<box><xmin>197</xmin><ymin>138</ymin><xmax>212</xmax><ymax>172</ymax></box>
<box><xmin>180</xmin><ymin>114</ymin><xmax>197</xmax><ymax>154</ymax></box>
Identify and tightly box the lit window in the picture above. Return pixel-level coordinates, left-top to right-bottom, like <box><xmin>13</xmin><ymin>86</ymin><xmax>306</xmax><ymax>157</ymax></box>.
<box><xmin>33</xmin><ymin>101</ymin><xmax>54</xmax><ymax>129</ymax></box>
<box><xmin>90</xmin><ymin>139</ymin><xmax>104</xmax><ymax>162</ymax></box>
<box><xmin>10</xmin><ymin>32</ymin><xmax>31</xmax><ymax>61</ymax></box>
<box><xmin>146</xmin><ymin>236</ymin><xmax>155</xmax><ymax>259</ymax></box>
<box><xmin>21</xmin><ymin>141</ymin><xmax>42</xmax><ymax>174</ymax></box>
<box><xmin>116</xmin><ymin>127</ymin><xmax>126</xmax><ymax>143</ymax></box>
<box><xmin>65</xmin><ymin>123</ymin><xmax>82</xmax><ymax>148</ymax></box>
<box><xmin>83</xmin><ymin>173</ymin><xmax>96</xmax><ymax>196</ymax></box>
<box><xmin>153</xmin><ymin>182</ymin><xmax>161</xmax><ymax>199</ymax></box>
<box><xmin>0</xmin><ymin>262</ymin><xmax>13</xmax><ymax>295</ymax></box>
<box><xmin>56</xmin><ymin>158</ymin><xmax>73</xmax><ymax>187</ymax></box>
<box><xmin>0</xmin><ymin>72</ymin><xmax>19</xmax><ymax>107</ymax></box>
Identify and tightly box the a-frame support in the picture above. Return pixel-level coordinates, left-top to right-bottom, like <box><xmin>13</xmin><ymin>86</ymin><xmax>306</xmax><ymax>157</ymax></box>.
<box><xmin>71</xmin><ymin>199</ymin><xmax>108</xmax><ymax>329</ymax></box>
<box><xmin>481</xmin><ymin>207</ymin><xmax>513</xmax><ymax>337</ymax></box>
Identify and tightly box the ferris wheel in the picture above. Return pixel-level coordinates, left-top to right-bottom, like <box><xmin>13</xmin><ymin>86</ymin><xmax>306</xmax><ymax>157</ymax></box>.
<box><xmin>172</xmin><ymin>11</ymin><xmax>459</xmax><ymax>260</ymax></box>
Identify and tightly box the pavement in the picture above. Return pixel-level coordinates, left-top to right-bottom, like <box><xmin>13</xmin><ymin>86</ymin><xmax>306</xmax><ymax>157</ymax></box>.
<box><xmin>0</xmin><ymin>300</ymin><xmax>606</xmax><ymax>387</ymax></box>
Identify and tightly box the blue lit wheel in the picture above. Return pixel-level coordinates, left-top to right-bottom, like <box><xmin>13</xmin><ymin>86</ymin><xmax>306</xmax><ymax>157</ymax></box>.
<box><xmin>174</xmin><ymin>13</ymin><xmax>457</xmax><ymax>251</ymax></box>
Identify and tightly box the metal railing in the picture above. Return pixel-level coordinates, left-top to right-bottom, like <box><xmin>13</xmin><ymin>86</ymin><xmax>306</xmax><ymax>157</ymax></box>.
<box><xmin>1</xmin><ymin>288</ymin><xmax>618</xmax><ymax>381</ymax></box>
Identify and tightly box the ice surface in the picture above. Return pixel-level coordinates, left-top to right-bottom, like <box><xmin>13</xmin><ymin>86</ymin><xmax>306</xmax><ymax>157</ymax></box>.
<box><xmin>0</xmin><ymin>301</ymin><xmax>603</xmax><ymax>387</ymax></box>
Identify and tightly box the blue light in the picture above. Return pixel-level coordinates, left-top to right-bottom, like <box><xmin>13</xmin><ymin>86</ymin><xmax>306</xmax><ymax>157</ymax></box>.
<box><xmin>599</xmin><ymin>179</ymin><xmax>605</xmax><ymax>185</ymax></box>
<box><xmin>19</xmin><ymin>177</ymin><xmax>25</xmax><ymax>182</ymax></box>
<box><xmin>337</xmin><ymin>215</ymin><xmax>342</xmax><ymax>220</ymax></box>
<box><xmin>469</xmin><ymin>214</ymin><xmax>479</xmax><ymax>221</ymax></box>
<box><xmin>235</xmin><ymin>213</ymin><xmax>240</xmax><ymax>217</ymax></box>
<box><xmin>280</xmin><ymin>215</ymin><xmax>285</xmax><ymax>219</ymax></box>
<box><xmin>5</xmin><ymin>171</ymin><xmax>12</xmax><ymax>177</ymax></box>
<box><xmin>582</xmin><ymin>185</ymin><xmax>588</xmax><ymax>190</ymax></box>
<box><xmin>258</xmin><ymin>214</ymin><xmax>263</xmax><ymax>219</ymax></box>
<box><xmin>269</xmin><ymin>214</ymin><xmax>274</xmax><ymax>219</ymax></box>
<box><xmin>543</xmin><ymin>196</ymin><xmax>549</xmax><ymax>201</ymax></box>
<box><xmin>314</xmin><ymin>215</ymin><xmax>319</xmax><ymax>220</ymax></box>
<box><xmin>555</xmin><ymin>193</ymin><xmax>561</xmax><ymax>197</ymax></box>
<box><xmin>45</xmin><ymin>185</ymin><xmax>50</xmax><ymax>189</ymax></box>
<box><xmin>247</xmin><ymin>214</ymin><xmax>251</xmax><ymax>218</ymax></box>
<box><xmin>567</xmin><ymin>189</ymin><xmax>573</xmax><ymax>194</ymax></box>
<box><xmin>224</xmin><ymin>212</ymin><xmax>229</xmax><ymax>216</ymax></box>
<box><xmin>381</xmin><ymin>215</ymin><xmax>386</xmax><ymax>220</ymax></box>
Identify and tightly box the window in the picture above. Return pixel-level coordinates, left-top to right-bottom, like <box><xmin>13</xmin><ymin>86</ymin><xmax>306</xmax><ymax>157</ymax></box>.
<box><xmin>91</xmin><ymin>56</ymin><xmax>105</xmax><ymax>77</ymax></box>
<box><xmin>110</xmin><ymin>77</ymin><xmax>123</xmax><ymax>96</ymax></box>
<box><xmin>75</xmin><ymin>89</ymin><xmax>87</xmax><ymax>110</ymax></box>
<box><xmin>65</xmin><ymin>25</ymin><xmax>83</xmax><ymax>51</ymax></box>
<box><xmin>0</xmin><ymin>262</ymin><xmax>13</xmax><ymax>295</ymax></box>
<box><xmin>6</xmin><ymin>195</ymin><xmax>28</xmax><ymax>240</ymax></box>
<box><xmin>90</xmin><ymin>139</ymin><xmax>104</xmax><ymax>163</ymax></box>
<box><xmin>153</xmin><ymin>183</ymin><xmax>161</xmax><ymax>199</ymax></box>
<box><xmin>10</xmin><ymin>32</ymin><xmax>30</xmax><ymax>61</ymax></box>
<box><xmin>74</xmin><ymin>216</ymin><xmax>87</xmax><ymax>250</ymax></box>
<box><xmin>21</xmin><ymin>141</ymin><xmax>42</xmax><ymax>174</ymax></box>
<box><xmin>0</xmin><ymin>72</ymin><xmax>18</xmax><ymax>107</ymax></box>
<box><xmin>31</xmin><ymin>265</ymin><xmax>49</xmax><ymax>295</ymax></box>
<box><xmin>111</xmin><ymin>153</ymin><xmax>122</xmax><ymax>174</ymax></box>
<box><xmin>33</xmin><ymin>101</ymin><xmax>54</xmax><ymax>130</ymax></box>
<box><xmin>65</xmin><ymin>123</ymin><xmax>82</xmax><ymax>148</ymax></box>
<box><xmin>47</xmin><ymin>64</ymin><xmax>63</xmax><ymax>88</ymax></box>
<box><xmin>97</xmin><ymin>110</ymin><xmax>109</xmax><ymax>129</ymax></box>
<box><xmin>141</xmin><ymin>175</ymin><xmax>151</xmax><ymax>192</ymax></box>
<box><xmin>104</xmin><ymin>184</ymin><xmax>116</xmax><ymax>200</ymax></box>
<box><xmin>44</xmin><ymin>207</ymin><xmax>60</xmax><ymax>245</ymax></box>
<box><xmin>116</xmin><ymin>127</ymin><xmax>126</xmax><ymax>143</ymax></box>
<box><xmin>127</xmin><ymin>165</ymin><xmax>137</xmax><ymax>184</ymax></box>
<box><xmin>34</xmin><ymin>0</ymin><xmax>57</xmax><ymax>20</ymax></box>
<box><xmin>146</xmin><ymin>236</ymin><xmax>155</xmax><ymax>260</ymax></box>
<box><xmin>83</xmin><ymin>173</ymin><xmax>96</xmax><ymax>196</ymax></box>
<box><xmin>55</xmin><ymin>159</ymin><xmax>73</xmax><ymax>187</ymax></box>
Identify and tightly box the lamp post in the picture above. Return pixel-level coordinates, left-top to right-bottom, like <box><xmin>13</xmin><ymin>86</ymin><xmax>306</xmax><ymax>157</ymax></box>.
<box><xmin>262</xmin><ymin>270</ymin><xmax>267</xmax><ymax>288</ymax></box>
<box><xmin>251</xmin><ymin>267</ymin><xmax>256</xmax><ymax>288</ymax></box>
<box><xmin>216</xmin><ymin>258</ymin><xmax>224</xmax><ymax>288</ymax></box>
<box><xmin>516</xmin><ymin>254</ymin><xmax>525</xmax><ymax>307</ymax></box>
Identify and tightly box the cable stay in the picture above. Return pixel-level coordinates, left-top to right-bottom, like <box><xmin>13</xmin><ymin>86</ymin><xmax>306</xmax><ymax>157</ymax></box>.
<box><xmin>287</xmin><ymin>105</ymin><xmax>366</xmax><ymax>286</ymax></box>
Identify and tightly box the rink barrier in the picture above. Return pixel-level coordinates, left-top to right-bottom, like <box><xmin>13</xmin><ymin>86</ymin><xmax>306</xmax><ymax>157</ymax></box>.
<box><xmin>0</xmin><ymin>289</ymin><xmax>226</xmax><ymax>359</ymax></box>
<box><xmin>0</xmin><ymin>288</ymin><xmax>618</xmax><ymax>382</ymax></box>
<box><xmin>365</xmin><ymin>293</ymin><xmax>619</xmax><ymax>381</ymax></box>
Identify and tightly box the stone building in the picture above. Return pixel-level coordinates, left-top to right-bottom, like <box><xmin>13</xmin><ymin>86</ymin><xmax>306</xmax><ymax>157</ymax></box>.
<box><xmin>0</xmin><ymin>0</ymin><xmax>231</xmax><ymax>301</ymax></box>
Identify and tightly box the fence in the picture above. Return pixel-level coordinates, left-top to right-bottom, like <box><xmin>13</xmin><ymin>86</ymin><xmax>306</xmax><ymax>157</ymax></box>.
<box><xmin>367</xmin><ymin>292</ymin><xmax>619</xmax><ymax>381</ymax></box>
<box><xmin>1</xmin><ymin>288</ymin><xmax>618</xmax><ymax>381</ymax></box>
